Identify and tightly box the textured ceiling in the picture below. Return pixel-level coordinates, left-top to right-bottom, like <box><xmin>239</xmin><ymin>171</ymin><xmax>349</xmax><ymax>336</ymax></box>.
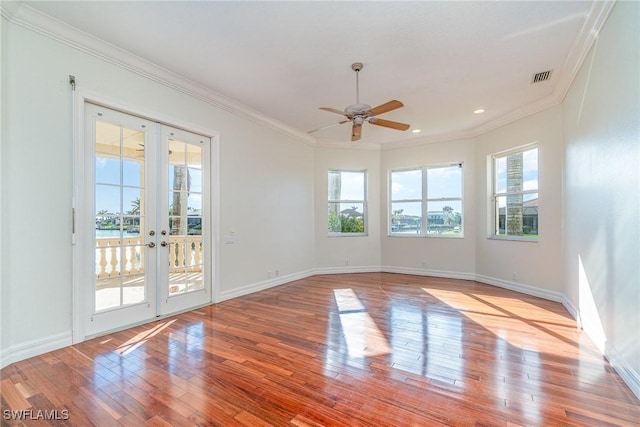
<box><xmin>15</xmin><ymin>1</ymin><xmax>603</xmax><ymax>146</ymax></box>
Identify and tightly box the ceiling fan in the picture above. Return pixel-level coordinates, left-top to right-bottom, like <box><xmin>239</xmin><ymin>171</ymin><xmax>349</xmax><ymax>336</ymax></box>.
<box><xmin>309</xmin><ymin>62</ymin><xmax>410</xmax><ymax>142</ymax></box>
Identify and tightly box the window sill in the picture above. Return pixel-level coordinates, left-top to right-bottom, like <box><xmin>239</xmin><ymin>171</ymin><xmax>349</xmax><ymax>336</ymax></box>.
<box><xmin>487</xmin><ymin>235</ymin><xmax>538</xmax><ymax>242</ymax></box>
<box><xmin>387</xmin><ymin>233</ymin><xmax>464</xmax><ymax>239</ymax></box>
<box><xmin>328</xmin><ymin>233</ymin><xmax>369</xmax><ymax>238</ymax></box>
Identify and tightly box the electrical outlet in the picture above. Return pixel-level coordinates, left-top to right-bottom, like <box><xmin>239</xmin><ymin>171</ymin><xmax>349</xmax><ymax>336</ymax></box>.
<box><xmin>275</xmin><ymin>269</ymin><xmax>279</xmax><ymax>277</ymax></box>
<box><xmin>345</xmin><ymin>258</ymin><xmax>349</xmax><ymax>266</ymax></box>
<box><xmin>422</xmin><ymin>261</ymin><xmax>427</xmax><ymax>268</ymax></box>
<box><xmin>512</xmin><ymin>272</ymin><xmax>517</xmax><ymax>281</ymax></box>
<box><xmin>268</xmin><ymin>271</ymin><xmax>271</xmax><ymax>279</ymax></box>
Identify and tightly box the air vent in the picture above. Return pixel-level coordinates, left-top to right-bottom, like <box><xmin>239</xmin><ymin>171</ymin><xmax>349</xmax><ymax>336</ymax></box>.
<box><xmin>531</xmin><ymin>70</ymin><xmax>553</xmax><ymax>83</ymax></box>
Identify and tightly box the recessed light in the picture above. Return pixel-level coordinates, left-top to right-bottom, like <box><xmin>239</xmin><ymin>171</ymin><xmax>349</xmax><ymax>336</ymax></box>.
<box><xmin>412</xmin><ymin>129</ymin><xmax>422</xmax><ymax>133</ymax></box>
<box><xmin>474</xmin><ymin>109</ymin><xmax>486</xmax><ymax>114</ymax></box>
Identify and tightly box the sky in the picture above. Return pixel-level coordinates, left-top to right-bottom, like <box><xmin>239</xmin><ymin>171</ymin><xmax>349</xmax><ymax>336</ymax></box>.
<box><xmin>95</xmin><ymin>157</ymin><xmax>203</xmax><ymax>216</ymax></box>
<box><xmin>390</xmin><ymin>164</ymin><xmax>463</xmax><ymax>217</ymax></box>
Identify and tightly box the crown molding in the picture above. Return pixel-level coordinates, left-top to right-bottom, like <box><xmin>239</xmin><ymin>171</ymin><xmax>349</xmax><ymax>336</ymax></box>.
<box><xmin>313</xmin><ymin>139</ymin><xmax>381</xmax><ymax>151</ymax></box>
<box><xmin>1</xmin><ymin>3</ymin><xmax>316</xmax><ymax>146</ymax></box>
<box><xmin>2</xmin><ymin>1</ymin><xmax>615</xmax><ymax>151</ymax></box>
<box><xmin>363</xmin><ymin>0</ymin><xmax>617</xmax><ymax>152</ymax></box>
<box><xmin>553</xmin><ymin>0</ymin><xmax>616</xmax><ymax>103</ymax></box>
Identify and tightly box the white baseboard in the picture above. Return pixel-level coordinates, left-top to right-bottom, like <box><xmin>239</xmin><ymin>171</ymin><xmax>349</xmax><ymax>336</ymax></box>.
<box><xmin>4</xmin><ymin>268</ymin><xmax>638</xmax><ymax>403</ymax></box>
<box><xmin>217</xmin><ymin>269</ymin><xmax>315</xmax><ymax>302</ymax></box>
<box><xmin>381</xmin><ymin>265</ymin><xmax>475</xmax><ymax>281</ymax></box>
<box><xmin>474</xmin><ymin>274</ymin><xmax>564</xmax><ymax>302</ymax></box>
<box><xmin>312</xmin><ymin>265</ymin><xmax>382</xmax><ymax>275</ymax></box>
<box><xmin>563</xmin><ymin>300</ymin><xmax>640</xmax><ymax>401</ymax></box>
<box><xmin>605</xmin><ymin>342</ymin><xmax>640</xmax><ymax>400</ymax></box>
<box><xmin>0</xmin><ymin>331</ymin><xmax>72</xmax><ymax>369</ymax></box>
<box><xmin>561</xmin><ymin>295</ymin><xmax>580</xmax><ymax>325</ymax></box>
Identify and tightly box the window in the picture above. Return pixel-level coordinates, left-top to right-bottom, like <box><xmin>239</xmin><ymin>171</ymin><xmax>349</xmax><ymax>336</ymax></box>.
<box><xmin>492</xmin><ymin>146</ymin><xmax>538</xmax><ymax>240</ymax></box>
<box><xmin>328</xmin><ymin>170</ymin><xmax>367</xmax><ymax>235</ymax></box>
<box><xmin>389</xmin><ymin>163</ymin><xmax>463</xmax><ymax>237</ymax></box>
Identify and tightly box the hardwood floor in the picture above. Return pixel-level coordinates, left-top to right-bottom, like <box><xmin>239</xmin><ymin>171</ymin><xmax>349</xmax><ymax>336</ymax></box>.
<box><xmin>2</xmin><ymin>273</ymin><xmax>639</xmax><ymax>426</ymax></box>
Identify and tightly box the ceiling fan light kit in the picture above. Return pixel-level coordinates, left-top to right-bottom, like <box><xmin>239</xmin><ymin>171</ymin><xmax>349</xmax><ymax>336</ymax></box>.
<box><xmin>310</xmin><ymin>62</ymin><xmax>410</xmax><ymax>142</ymax></box>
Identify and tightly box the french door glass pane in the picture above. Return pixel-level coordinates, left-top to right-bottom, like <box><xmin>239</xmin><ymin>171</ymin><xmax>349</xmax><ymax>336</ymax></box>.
<box><xmin>95</xmin><ymin>120</ymin><xmax>146</xmax><ymax>312</ymax></box>
<box><xmin>167</xmin><ymin>138</ymin><xmax>203</xmax><ymax>296</ymax></box>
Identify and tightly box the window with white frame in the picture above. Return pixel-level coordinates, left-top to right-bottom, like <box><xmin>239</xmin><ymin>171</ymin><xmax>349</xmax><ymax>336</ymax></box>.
<box><xmin>492</xmin><ymin>146</ymin><xmax>538</xmax><ymax>239</ymax></box>
<box><xmin>389</xmin><ymin>163</ymin><xmax>463</xmax><ymax>237</ymax></box>
<box><xmin>328</xmin><ymin>170</ymin><xmax>367</xmax><ymax>235</ymax></box>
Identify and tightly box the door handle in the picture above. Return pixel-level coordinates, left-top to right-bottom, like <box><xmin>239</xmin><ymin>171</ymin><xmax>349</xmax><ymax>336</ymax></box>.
<box><xmin>160</xmin><ymin>241</ymin><xmax>168</xmax><ymax>247</ymax></box>
<box><xmin>147</xmin><ymin>242</ymin><xmax>156</xmax><ymax>248</ymax></box>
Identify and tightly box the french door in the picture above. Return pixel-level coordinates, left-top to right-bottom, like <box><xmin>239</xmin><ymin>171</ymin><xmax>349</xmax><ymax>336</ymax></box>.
<box><xmin>83</xmin><ymin>104</ymin><xmax>210</xmax><ymax>337</ymax></box>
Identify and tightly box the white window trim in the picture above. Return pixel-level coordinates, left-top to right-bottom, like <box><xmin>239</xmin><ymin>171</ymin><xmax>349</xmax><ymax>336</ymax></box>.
<box><xmin>489</xmin><ymin>144</ymin><xmax>538</xmax><ymax>242</ymax></box>
<box><xmin>388</xmin><ymin>162</ymin><xmax>464</xmax><ymax>238</ymax></box>
<box><xmin>328</xmin><ymin>169</ymin><xmax>368</xmax><ymax>237</ymax></box>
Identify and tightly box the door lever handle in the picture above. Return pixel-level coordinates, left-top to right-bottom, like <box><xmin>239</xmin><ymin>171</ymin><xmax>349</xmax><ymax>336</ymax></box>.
<box><xmin>147</xmin><ymin>242</ymin><xmax>156</xmax><ymax>248</ymax></box>
<box><xmin>160</xmin><ymin>241</ymin><xmax>168</xmax><ymax>247</ymax></box>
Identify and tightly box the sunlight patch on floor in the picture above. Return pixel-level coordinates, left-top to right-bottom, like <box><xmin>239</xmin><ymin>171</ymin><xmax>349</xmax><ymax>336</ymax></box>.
<box><xmin>423</xmin><ymin>288</ymin><xmax>575</xmax><ymax>353</ymax></box>
<box><xmin>116</xmin><ymin>319</ymin><xmax>176</xmax><ymax>356</ymax></box>
<box><xmin>333</xmin><ymin>289</ymin><xmax>390</xmax><ymax>358</ymax></box>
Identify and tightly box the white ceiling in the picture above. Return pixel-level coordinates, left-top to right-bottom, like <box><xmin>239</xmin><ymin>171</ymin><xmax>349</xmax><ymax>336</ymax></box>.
<box><xmin>13</xmin><ymin>1</ymin><xmax>607</xmax><ymax>146</ymax></box>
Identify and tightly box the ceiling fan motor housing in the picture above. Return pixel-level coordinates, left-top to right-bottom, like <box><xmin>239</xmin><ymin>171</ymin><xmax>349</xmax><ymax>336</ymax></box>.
<box><xmin>345</xmin><ymin>104</ymin><xmax>372</xmax><ymax>115</ymax></box>
<box><xmin>310</xmin><ymin>61</ymin><xmax>409</xmax><ymax>141</ymax></box>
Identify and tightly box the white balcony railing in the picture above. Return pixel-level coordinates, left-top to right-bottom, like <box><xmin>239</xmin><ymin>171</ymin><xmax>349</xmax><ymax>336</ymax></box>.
<box><xmin>95</xmin><ymin>235</ymin><xmax>202</xmax><ymax>278</ymax></box>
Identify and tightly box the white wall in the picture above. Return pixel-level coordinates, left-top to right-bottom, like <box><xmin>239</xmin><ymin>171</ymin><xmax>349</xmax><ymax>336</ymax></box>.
<box><xmin>314</xmin><ymin>146</ymin><xmax>381</xmax><ymax>270</ymax></box>
<box><xmin>562</xmin><ymin>1</ymin><xmax>640</xmax><ymax>392</ymax></box>
<box><xmin>1</xmin><ymin>19</ymin><xmax>314</xmax><ymax>361</ymax></box>
<box><xmin>1</xmin><ymin>15</ymin><xmax>8</xmax><ymax>359</ymax></box>
<box><xmin>2</xmin><ymin>2</ymin><xmax>639</xmax><ymax>400</ymax></box>
<box><xmin>474</xmin><ymin>106</ymin><xmax>564</xmax><ymax>297</ymax></box>
<box><xmin>380</xmin><ymin>139</ymin><xmax>476</xmax><ymax>277</ymax></box>
<box><xmin>219</xmin><ymin>124</ymin><xmax>315</xmax><ymax>294</ymax></box>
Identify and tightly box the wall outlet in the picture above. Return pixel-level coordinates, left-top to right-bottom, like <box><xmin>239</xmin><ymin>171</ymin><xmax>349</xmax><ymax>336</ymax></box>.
<box><xmin>268</xmin><ymin>271</ymin><xmax>271</xmax><ymax>279</ymax></box>
<box><xmin>512</xmin><ymin>272</ymin><xmax>518</xmax><ymax>281</ymax></box>
<box><xmin>422</xmin><ymin>261</ymin><xmax>427</xmax><ymax>268</ymax></box>
<box><xmin>345</xmin><ymin>258</ymin><xmax>349</xmax><ymax>266</ymax></box>
<box><xmin>275</xmin><ymin>269</ymin><xmax>279</xmax><ymax>277</ymax></box>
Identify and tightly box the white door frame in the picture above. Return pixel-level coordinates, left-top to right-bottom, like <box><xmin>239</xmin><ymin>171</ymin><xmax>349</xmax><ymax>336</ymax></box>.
<box><xmin>72</xmin><ymin>90</ymin><xmax>220</xmax><ymax>343</ymax></box>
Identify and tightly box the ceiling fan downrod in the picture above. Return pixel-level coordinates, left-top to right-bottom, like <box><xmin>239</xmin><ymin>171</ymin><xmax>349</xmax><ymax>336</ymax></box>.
<box><xmin>352</xmin><ymin>62</ymin><xmax>363</xmax><ymax>105</ymax></box>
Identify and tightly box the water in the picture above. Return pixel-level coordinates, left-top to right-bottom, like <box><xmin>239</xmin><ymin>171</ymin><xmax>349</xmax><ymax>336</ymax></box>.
<box><xmin>96</xmin><ymin>229</ymin><xmax>140</xmax><ymax>238</ymax></box>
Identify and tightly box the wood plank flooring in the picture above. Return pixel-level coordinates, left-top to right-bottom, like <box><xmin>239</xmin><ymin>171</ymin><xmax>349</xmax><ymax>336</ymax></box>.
<box><xmin>2</xmin><ymin>273</ymin><xmax>639</xmax><ymax>426</ymax></box>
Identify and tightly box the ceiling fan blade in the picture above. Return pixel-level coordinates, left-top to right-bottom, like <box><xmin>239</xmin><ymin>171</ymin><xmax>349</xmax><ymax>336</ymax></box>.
<box><xmin>369</xmin><ymin>117</ymin><xmax>410</xmax><ymax>131</ymax></box>
<box><xmin>319</xmin><ymin>107</ymin><xmax>347</xmax><ymax>116</ymax></box>
<box><xmin>308</xmin><ymin>120</ymin><xmax>350</xmax><ymax>134</ymax></box>
<box><xmin>351</xmin><ymin>123</ymin><xmax>362</xmax><ymax>142</ymax></box>
<box><xmin>369</xmin><ymin>100</ymin><xmax>404</xmax><ymax>116</ymax></box>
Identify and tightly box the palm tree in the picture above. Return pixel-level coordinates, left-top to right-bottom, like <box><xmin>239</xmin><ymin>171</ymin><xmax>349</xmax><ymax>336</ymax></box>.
<box><xmin>506</xmin><ymin>152</ymin><xmax>523</xmax><ymax>235</ymax></box>
<box><xmin>442</xmin><ymin>205</ymin><xmax>454</xmax><ymax>225</ymax></box>
<box><xmin>171</xmin><ymin>165</ymin><xmax>190</xmax><ymax>235</ymax></box>
<box><xmin>97</xmin><ymin>209</ymin><xmax>109</xmax><ymax>220</ymax></box>
<box><xmin>128</xmin><ymin>198</ymin><xmax>140</xmax><ymax>215</ymax></box>
<box><xmin>328</xmin><ymin>171</ymin><xmax>341</xmax><ymax>232</ymax></box>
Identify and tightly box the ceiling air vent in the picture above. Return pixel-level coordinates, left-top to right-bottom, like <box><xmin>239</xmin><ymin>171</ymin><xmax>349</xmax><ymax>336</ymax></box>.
<box><xmin>531</xmin><ymin>70</ymin><xmax>553</xmax><ymax>83</ymax></box>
